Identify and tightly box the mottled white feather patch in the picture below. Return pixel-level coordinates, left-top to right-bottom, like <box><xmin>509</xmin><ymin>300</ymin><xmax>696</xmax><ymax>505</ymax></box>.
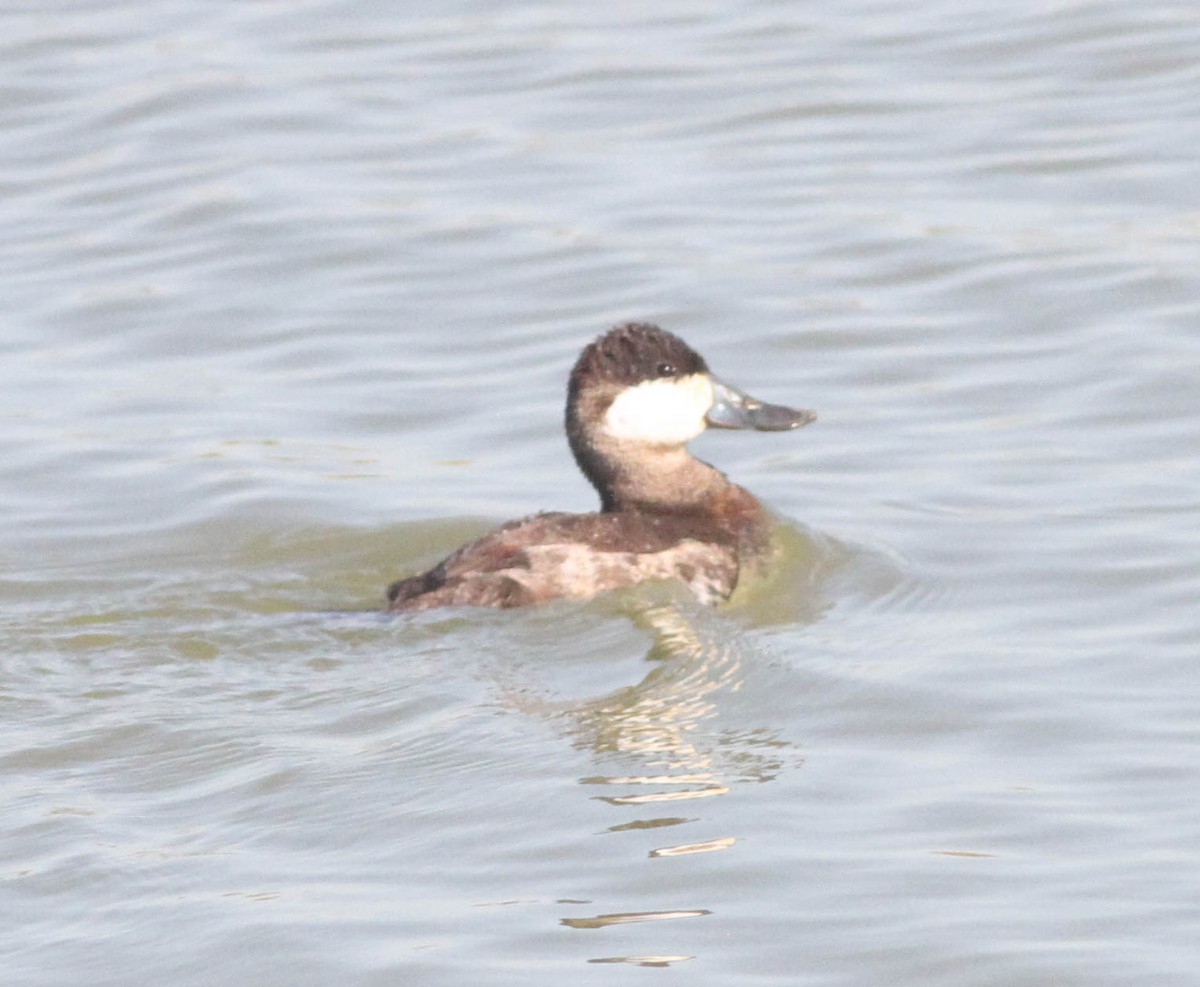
<box><xmin>602</xmin><ymin>374</ymin><xmax>714</xmax><ymax>445</ymax></box>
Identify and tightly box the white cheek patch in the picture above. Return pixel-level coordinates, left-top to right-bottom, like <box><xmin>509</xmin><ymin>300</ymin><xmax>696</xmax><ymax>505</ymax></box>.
<box><xmin>602</xmin><ymin>373</ymin><xmax>714</xmax><ymax>445</ymax></box>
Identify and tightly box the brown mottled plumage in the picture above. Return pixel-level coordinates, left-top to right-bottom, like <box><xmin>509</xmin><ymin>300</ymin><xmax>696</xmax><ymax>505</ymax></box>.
<box><xmin>387</xmin><ymin>323</ymin><xmax>814</xmax><ymax>612</ymax></box>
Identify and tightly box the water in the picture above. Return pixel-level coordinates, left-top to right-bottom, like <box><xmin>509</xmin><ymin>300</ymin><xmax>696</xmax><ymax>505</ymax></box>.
<box><xmin>3</xmin><ymin>1</ymin><xmax>1199</xmax><ymax>984</ymax></box>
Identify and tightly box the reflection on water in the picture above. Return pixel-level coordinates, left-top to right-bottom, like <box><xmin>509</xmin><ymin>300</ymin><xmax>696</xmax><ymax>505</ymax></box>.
<box><xmin>605</xmin><ymin>816</ymin><xmax>690</xmax><ymax>832</ymax></box>
<box><xmin>587</xmin><ymin>954</ymin><xmax>694</xmax><ymax>967</ymax></box>
<box><xmin>649</xmin><ymin>836</ymin><xmax>736</xmax><ymax>858</ymax></box>
<box><xmin>572</xmin><ymin>602</ymin><xmax>772</xmax><ymax>770</ymax></box>
<box><xmin>562</xmin><ymin>908</ymin><xmax>710</xmax><ymax>930</ymax></box>
<box><xmin>588</xmin><ymin>780</ymin><xmax>731</xmax><ymax>805</ymax></box>
<box><xmin>545</xmin><ymin>597</ymin><xmax>806</xmax><ymax>960</ymax></box>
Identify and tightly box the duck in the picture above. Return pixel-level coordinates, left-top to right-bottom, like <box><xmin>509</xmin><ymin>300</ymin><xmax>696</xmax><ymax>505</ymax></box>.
<box><xmin>386</xmin><ymin>322</ymin><xmax>815</xmax><ymax>612</ymax></box>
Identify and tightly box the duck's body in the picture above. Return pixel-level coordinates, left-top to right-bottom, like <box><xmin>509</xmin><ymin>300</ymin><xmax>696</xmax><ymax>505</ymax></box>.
<box><xmin>387</xmin><ymin>323</ymin><xmax>814</xmax><ymax>612</ymax></box>
<box><xmin>387</xmin><ymin>487</ymin><xmax>762</xmax><ymax>610</ymax></box>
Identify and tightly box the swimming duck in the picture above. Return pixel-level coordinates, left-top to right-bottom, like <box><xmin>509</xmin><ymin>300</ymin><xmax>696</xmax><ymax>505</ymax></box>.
<box><xmin>387</xmin><ymin>322</ymin><xmax>815</xmax><ymax>611</ymax></box>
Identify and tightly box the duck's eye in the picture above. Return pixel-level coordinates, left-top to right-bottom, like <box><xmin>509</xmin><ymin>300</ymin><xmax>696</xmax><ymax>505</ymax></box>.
<box><xmin>656</xmin><ymin>362</ymin><xmax>676</xmax><ymax>377</ymax></box>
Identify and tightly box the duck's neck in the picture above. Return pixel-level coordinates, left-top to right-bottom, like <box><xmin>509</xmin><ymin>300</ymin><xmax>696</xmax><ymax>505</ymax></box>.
<box><xmin>608</xmin><ymin>447</ymin><xmax>731</xmax><ymax>513</ymax></box>
<box><xmin>572</xmin><ymin>433</ymin><xmax>755</xmax><ymax>518</ymax></box>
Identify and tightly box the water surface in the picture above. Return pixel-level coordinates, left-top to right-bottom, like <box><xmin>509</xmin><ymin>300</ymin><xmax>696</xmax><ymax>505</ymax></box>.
<box><xmin>3</xmin><ymin>2</ymin><xmax>1200</xmax><ymax>985</ymax></box>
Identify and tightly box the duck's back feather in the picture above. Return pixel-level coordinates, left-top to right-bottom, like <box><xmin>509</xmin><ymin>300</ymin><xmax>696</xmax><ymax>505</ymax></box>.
<box><xmin>387</xmin><ymin>510</ymin><xmax>747</xmax><ymax>611</ymax></box>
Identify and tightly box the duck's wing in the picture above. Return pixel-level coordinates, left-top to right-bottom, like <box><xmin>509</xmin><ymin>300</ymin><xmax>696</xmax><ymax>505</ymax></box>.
<box><xmin>387</xmin><ymin>511</ymin><xmax>740</xmax><ymax>611</ymax></box>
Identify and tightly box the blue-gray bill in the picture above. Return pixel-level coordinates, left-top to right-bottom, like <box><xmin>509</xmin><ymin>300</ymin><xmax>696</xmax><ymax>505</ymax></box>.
<box><xmin>705</xmin><ymin>378</ymin><xmax>816</xmax><ymax>431</ymax></box>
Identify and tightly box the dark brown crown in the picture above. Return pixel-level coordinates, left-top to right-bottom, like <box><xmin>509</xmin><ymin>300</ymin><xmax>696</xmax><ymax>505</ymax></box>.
<box><xmin>568</xmin><ymin>323</ymin><xmax>708</xmax><ymax>398</ymax></box>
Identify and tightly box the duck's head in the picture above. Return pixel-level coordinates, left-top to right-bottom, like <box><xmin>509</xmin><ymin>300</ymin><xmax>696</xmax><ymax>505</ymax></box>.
<box><xmin>566</xmin><ymin>322</ymin><xmax>815</xmax><ymax>510</ymax></box>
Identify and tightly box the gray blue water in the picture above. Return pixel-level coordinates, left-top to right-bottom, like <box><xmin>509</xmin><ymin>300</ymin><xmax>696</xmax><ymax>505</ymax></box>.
<box><xmin>3</xmin><ymin>2</ymin><xmax>1199</xmax><ymax>984</ymax></box>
